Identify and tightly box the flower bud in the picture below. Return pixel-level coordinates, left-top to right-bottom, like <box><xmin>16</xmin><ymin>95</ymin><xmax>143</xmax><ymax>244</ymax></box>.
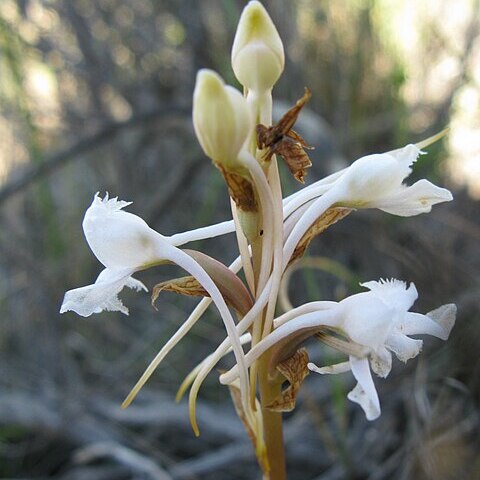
<box><xmin>193</xmin><ymin>69</ymin><xmax>252</xmax><ymax>170</ymax></box>
<box><xmin>231</xmin><ymin>1</ymin><xmax>284</xmax><ymax>93</ymax></box>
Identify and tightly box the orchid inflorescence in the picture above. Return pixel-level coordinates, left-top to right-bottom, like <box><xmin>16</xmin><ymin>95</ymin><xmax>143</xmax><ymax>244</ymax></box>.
<box><xmin>61</xmin><ymin>2</ymin><xmax>456</xmax><ymax>476</ymax></box>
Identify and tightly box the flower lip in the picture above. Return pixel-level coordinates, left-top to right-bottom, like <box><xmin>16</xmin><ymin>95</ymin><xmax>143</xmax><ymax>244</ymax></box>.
<box><xmin>60</xmin><ymin>267</ymin><xmax>147</xmax><ymax>317</ymax></box>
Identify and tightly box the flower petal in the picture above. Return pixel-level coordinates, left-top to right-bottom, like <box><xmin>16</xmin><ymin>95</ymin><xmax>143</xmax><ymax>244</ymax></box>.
<box><xmin>390</xmin><ymin>144</ymin><xmax>424</xmax><ymax>168</ymax></box>
<box><xmin>361</xmin><ymin>278</ymin><xmax>418</xmax><ymax>312</ymax></box>
<box><xmin>369</xmin><ymin>346</ymin><xmax>392</xmax><ymax>378</ymax></box>
<box><xmin>385</xmin><ymin>332</ymin><xmax>423</xmax><ymax>362</ymax></box>
<box><xmin>426</xmin><ymin>304</ymin><xmax>456</xmax><ymax>340</ymax></box>
<box><xmin>340</xmin><ymin>293</ymin><xmax>394</xmax><ymax>351</ymax></box>
<box><xmin>60</xmin><ymin>268</ymin><xmax>136</xmax><ymax>317</ymax></box>
<box><xmin>308</xmin><ymin>361</ymin><xmax>351</xmax><ymax>375</ymax></box>
<box><xmin>376</xmin><ymin>179</ymin><xmax>453</xmax><ymax>217</ymax></box>
<box><xmin>397</xmin><ymin>310</ymin><xmax>452</xmax><ymax>340</ymax></box>
<box><xmin>126</xmin><ymin>276</ymin><xmax>148</xmax><ymax>292</ymax></box>
<box><xmin>348</xmin><ymin>356</ymin><xmax>381</xmax><ymax>420</ymax></box>
<box><xmin>83</xmin><ymin>193</ymin><xmax>169</xmax><ymax>270</ymax></box>
<box><xmin>334</xmin><ymin>152</ymin><xmax>411</xmax><ymax>205</ymax></box>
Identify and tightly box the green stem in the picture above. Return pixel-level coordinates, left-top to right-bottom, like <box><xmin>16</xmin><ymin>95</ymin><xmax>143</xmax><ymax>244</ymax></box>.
<box><xmin>258</xmin><ymin>352</ymin><xmax>286</xmax><ymax>480</ymax></box>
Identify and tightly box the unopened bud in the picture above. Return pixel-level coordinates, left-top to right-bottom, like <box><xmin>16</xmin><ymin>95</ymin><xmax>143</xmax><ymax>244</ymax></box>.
<box><xmin>231</xmin><ymin>1</ymin><xmax>284</xmax><ymax>93</ymax></box>
<box><xmin>193</xmin><ymin>69</ymin><xmax>253</xmax><ymax>170</ymax></box>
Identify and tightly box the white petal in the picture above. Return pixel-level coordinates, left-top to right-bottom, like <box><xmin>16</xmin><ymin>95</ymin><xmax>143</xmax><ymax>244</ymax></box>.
<box><xmin>361</xmin><ymin>278</ymin><xmax>418</xmax><ymax>311</ymax></box>
<box><xmin>83</xmin><ymin>193</ymin><xmax>170</xmax><ymax>270</ymax></box>
<box><xmin>390</xmin><ymin>144</ymin><xmax>424</xmax><ymax>168</ymax></box>
<box><xmin>335</xmin><ymin>153</ymin><xmax>409</xmax><ymax>203</ymax></box>
<box><xmin>231</xmin><ymin>1</ymin><xmax>284</xmax><ymax>92</ymax></box>
<box><xmin>92</xmin><ymin>192</ymin><xmax>132</xmax><ymax>211</ymax></box>
<box><xmin>126</xmin><ymin>276</ymin><xmax>148</xmax><ymax>292</ymax></box>
<box><xmin>340</xmin><ymin>293</ymin><xmax>394</xmax><ymax>351</ymax></box>
<box><xmin>426</xmin><ymin>304</ymin><xmax>456</xmax><ymax>340</ymax></box>
<box><xmin>308</xmin><ymin>361</ymin><xmax>351</xmax><ymax>375</ymax></box>
<box><xmin>60</xmin><ymin>268</ymin><xmax>135</xmax><ymax>317</ymax></box>
<box><xmin>385</xmin><ymin>332</ymin><xmax>423</xmax><ymax>362</ymax></box>
<box><xmin>369</xmin><ymin>346</ymin><xmax>392</xmax><ymax>378</ymax></box>
<box><xmin>397</xmin><ymin>311</ymin><xmax>449</xmax><ymax>339</ymax></box>
<box><xmin>376</xmin><ymin>179</ymin><xmax>453</xmax><ymax>217</ymax></box>
<box><xmin>348</xmin><ymin>356</ymin><xmax>381</xmax><ymax>420</ymax></box>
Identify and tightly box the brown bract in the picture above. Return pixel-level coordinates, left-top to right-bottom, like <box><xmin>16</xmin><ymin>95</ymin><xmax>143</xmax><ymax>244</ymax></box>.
<box><xmin>151</xmin><ymin>249</ymin><xmax>253</xmax><ymax>317</ymax></box>
<box><xmin>266</xmin><ymin>348</ymin><xmax>310</xmax><ymax>412</ymax></box>
<box><xmin>289</xmin><ymin>206</ymin><xmax>353</xmax><ymax>267</ymax></box>
<box><xmin>217</xmin><ymin>164</ymin><xmax>258</xmax><ymax>212</ymax></box>
<box><xmin>256</xmin><ymin>88</ymin><xmax>314</xmax><ymax>183</ymax></box>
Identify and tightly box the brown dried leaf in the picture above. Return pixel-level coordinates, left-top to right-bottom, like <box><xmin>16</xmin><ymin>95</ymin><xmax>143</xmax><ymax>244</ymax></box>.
<box><xmin>266</xmin><ymin>348</ymin><xmax>310</xmax><ymax>412</ymax></box>
<box><xmin>217</xmin><ymin>165</ymin><xmax>257</xmax><ymax>213</ymax></box>
<box><xmin>286</xmin><ymin>129</ymin><xmax>310</xmax><ymax>147</ymax></box>
<box><xmin>152</xmin><ymin>276</ymin><xmax>207</xmax><ymax>308</ymax></box>
<box><xmin>257</xmin><ymin>88</ymin><xmax>312</xmax><ymax>148</ymax></box>
<box><xmin>256</xmin><ymin>88</ymin><xmax>314</xmax><ymax>183</ymax></box>
<box><xmin>289</xmin><ymin>207</ymin><xmax>353</xmax><ymax>267</ymax></box>
<box><xmin>274</xmin><ymin>137</ymin><xmax>312</xmax><ymax>183</ymax></box>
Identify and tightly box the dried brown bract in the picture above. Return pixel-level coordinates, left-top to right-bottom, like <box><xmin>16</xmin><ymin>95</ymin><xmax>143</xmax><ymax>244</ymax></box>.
<box><xmin>266</xmin><ymin>348</ymin><xmax>310</xmax><ymax>412</ymax></box>
<box><xmin>288</xmin><ymin>206</ymin><xmax>353</xmax><ymax>266</ymax></box>
<box><xmin>217</xmin><ymin>164</ymin><xmax>257</xmax><ymax>213</ymax></box>
<box><xmin>256</xmin><ymin>88</ymin><xmax>314</xmax><ymax>183</ymax></box>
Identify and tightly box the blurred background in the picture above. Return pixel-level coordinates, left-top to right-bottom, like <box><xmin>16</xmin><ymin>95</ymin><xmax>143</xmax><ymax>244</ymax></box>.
<box><xmin>0</xmin><ymin>0</ymin><xmax>479</xmax><ymax>479</ymax></box>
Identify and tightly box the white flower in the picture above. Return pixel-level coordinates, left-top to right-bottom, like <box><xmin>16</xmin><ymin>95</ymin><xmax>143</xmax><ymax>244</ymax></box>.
<box><xmin>286</xmin><ymin>144</ymin><xmax>453</xmax><ymax>217</ymax></box>
<box><xmin>333</xmin><ymin>144</ymin><xmax>453</xmax><ymax>216</ymax></box>
<box><xmin>193</xmin><ymin>69</ymin><xmax>253</xmax><ymax>170</ymax></box>
<box><xmin>61</xmin><ymin>193</ymin><xmax>252</xmax><ymax>422</ymax></box>
<box><xmin>283</xmin><ymin>144</ymin><xmax>453</xmax><ymax>267</ymax></box>
<box><xmin>231</xmin><ymin>1</ymin><xmax>284</xmax><ymax>94</ymax></box>
<box><xmin>220</xmin><ymin>278</ymin><xmax>456</xmax><ymax>421</ymax></box>
<box><xmin>60</xmin><ymin>193</ymin><xmax>164</xmax><ymax>317</ymax></box>
<box><xmin>309</xmin><ymin>279</ymin><xmax>456</xmax><ymax>420</ymax></box>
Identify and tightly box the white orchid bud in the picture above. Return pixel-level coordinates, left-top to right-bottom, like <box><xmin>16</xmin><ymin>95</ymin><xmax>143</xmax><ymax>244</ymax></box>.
<box><xmin>193</xmin><ymin>69</ymin><xmax>252</xmax><ymax>170</ymax></box>
<box><xmin>231</xmin><ymin>1</ymin><xmax>284</xmax><ymax>93</ymax></box>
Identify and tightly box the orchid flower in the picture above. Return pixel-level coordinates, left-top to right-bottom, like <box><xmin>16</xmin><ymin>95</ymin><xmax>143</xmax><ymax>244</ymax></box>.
<box><xmin>60</xmin><ymin>193</ymin><xmax>233</xmax><ymax>317</ymax></box>
<box><xmin>283</xmin><ymin>144</ymin><xmax>453</xmax><ymax>267</ymax></box>
<box><xmin>220</xmin><ymin>279</ymin><xmax>456</xmax><ymax>420</ymax></box>
<box><xmin>60</xmin><ymin>193</ymin><xmax>252</xmax><ymax>427</ymax></box>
